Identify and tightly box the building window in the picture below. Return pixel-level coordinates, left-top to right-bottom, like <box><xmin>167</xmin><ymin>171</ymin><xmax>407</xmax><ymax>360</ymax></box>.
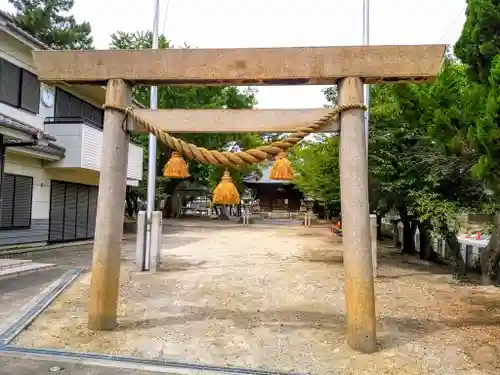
<box><xmin>0</xmin><ymin>58</ymin><xmax>40</xmax><ymax>114</ymax></box>
<box><xmin>0</xmin><ymin>173</ymin><xmax>33</xmax><ymax>229</ymax></box>
<box><xmin>54</xmin><ymin>88</ymin><xmax>104</xmax><ymax>128</ymax></box>
<box><xmin>20</xmin><ymin>70</ymin><xmax>40</xmax><ymax>113</ymax></box>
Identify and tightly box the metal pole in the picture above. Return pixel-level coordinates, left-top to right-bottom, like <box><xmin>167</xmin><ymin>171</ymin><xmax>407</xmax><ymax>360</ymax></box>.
<box><xmin>145</xmin><ymin>0</ymin><xmax>160</xmax><ymax>271</ymax></box>
<box><xmin>363</xmin><ymin>0</ymin><xmax>370</xmax><ymax>155</ymax></box>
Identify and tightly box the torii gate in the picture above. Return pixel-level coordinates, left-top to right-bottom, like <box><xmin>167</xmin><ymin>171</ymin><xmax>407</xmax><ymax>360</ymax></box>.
<box><xmin>32</xmin><ymin>44</ymin><xmax>445</xmax><ymax>353</ymax></box>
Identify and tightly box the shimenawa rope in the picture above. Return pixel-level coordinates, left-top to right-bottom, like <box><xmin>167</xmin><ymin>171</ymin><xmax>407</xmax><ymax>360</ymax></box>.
<box><xmin>103</xmin><ymin>103</ymin><xmax>366</xmax><ymax>169</ymax></box>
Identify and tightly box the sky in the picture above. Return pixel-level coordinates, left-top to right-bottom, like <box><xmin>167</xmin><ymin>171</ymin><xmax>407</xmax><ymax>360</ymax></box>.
<box><xmin>1</xmin><ymin>0</ymin><xmax>467</xmax><ymax>109</ymax></box>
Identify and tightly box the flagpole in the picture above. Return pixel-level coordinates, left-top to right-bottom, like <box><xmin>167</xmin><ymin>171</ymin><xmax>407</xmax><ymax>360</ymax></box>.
<box><xmin>145</xmin><ymin>0</ymin><xmax>160</xmax><ymax>271</ymax></box>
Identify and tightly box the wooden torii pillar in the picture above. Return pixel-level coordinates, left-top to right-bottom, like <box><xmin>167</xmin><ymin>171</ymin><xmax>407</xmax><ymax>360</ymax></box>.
<box><xmin>32</xmin><ymin>44</ymin><xmax>445</xmax><ymax>353</ymax></box>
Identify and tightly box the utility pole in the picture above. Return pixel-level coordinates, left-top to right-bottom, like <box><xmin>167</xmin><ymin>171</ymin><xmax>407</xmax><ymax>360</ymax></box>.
<box><xmin>144</xmin><ymin>0</ymin><xmax>161</xmax><ymax>271</ymax></box>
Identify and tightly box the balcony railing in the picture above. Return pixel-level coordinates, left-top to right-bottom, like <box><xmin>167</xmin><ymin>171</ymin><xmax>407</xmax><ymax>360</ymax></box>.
<box><xmin>44</xmin><ymin>116</ymin><xmax>103</xmax><ymax>131</ymax></box>
<box><xmin>44</xmin><ymin>118</ymin><xmax>143</xmax><ymax>182</ymax></box>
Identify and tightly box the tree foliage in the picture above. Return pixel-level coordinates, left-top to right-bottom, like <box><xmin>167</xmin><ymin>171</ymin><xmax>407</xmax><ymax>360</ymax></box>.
<box><xmin>322</xmin><ymin>86</ymin><xmax>338</xmax><ymax>107</ymax></box>
<box><xmin>455</xmin><ymin>0</ymin><xmax>500</xmax><ymax>84</ymax></box>
<box><xmin>8</xmin><ymin>0</ymin><xmax>93</xmax><ymax>49</ymax></box>
<box><xmin>290</xmin><ymin>136</ymin><xmax>340</xmax><ymax>212</ymax></box>
<box><xmin>453</xmin><ymin>0</ymin><xmax>500</xmax><ymax>283</ymax></box>
<box><xmin>292</xmin><ymin>55</ymin><xmax>497</xmax><ymax>277</ymax></box>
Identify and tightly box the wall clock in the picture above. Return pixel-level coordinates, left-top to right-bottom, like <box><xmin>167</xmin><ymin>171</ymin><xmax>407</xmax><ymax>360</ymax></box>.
<box><xmin>41</xmin><ymin>86</ymin><xmax>55</xmax><ymax>108</ymax></box>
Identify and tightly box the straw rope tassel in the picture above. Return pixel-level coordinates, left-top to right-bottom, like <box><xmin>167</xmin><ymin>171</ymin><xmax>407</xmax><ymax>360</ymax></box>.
<box><xmin>212</xmin><ymin>169</ymin><xmax>240</xmax><ymax>205</ymax></box>
<box><xmin>269</xmin><ymin>152</ymin><xmax>294</xmax><ymax>180</ymax></box>
<box><xmin>163</xmin><ymin>151</ymin><xmax>190</xmax><ymax>179</ymax></box>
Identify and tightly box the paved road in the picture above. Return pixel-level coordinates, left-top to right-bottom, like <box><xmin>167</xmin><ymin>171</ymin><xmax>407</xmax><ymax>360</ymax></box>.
<box><xmin>13</xmin><ymin>244</ymin><xmax>95</xmax><ymax>269</ymax></box>
<box><xmin>0</xmin><ymin>354</ymin><xmax>171</xmax><ymax>375</ymax></box>
<box><xmin>0</xmin><ymin>268</ymin><xmax>67</xmax><ymax>324</ymax></box>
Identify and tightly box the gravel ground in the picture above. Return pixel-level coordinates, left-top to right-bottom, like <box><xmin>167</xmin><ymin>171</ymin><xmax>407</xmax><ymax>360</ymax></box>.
<box><xmin>12</xmin><ymin>223</ymin><xmax>500</xmax><ymax>375</ymax></box>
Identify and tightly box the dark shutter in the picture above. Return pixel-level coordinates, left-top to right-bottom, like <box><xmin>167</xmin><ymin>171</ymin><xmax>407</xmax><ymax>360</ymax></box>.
<box><xmin>0</xmin><ymin>174</ymin><xmax>14</xmax><ymax>228</ymax></box>
<box><xmin>49</xmin><ymin>181</ymin><xmax>65</xmax><ymax>242</ymax></box>
<box><xmin>68</xmin><ymin>95</ymin><xmax>82</xmax><ymax>118</ymax></box>
<box><xmin>0</xmin><ymin>174</ymin><xmax>32</xmax><ymax>229</ymax></box>
<box><xmin>53</xmin><ymin>87</ymin><xmax>103</xmax><ymax>126</ymax></box>
<box><xmin>81</xmin><ymin>101</ymin><xmax>94</xmax><ymax>122</ymax></box>
<box><xmin>0</xmin><ymin>59</ymin><xmax>21</xmax><ymax>107</ymax></box>
<box><xmin>55</xmin><ymin>88</ymin><xmax>70</xmax><ymax>117</ymax></box>
<box><xmin>63</xmin><ymin>184</ymin><xmax>78</xmax><ymax>240</ymax></box>
<box><xmin>12</xmin><ymin>175</ymin><xmax>33</xmax><ymax>227</ymax></box>
<box><xmin>92</xmin><ymin>107</ymin><xmax>104</xmax><ymax>127</ymax></box>
<box><xmin>87</xmin><ymin>186</ymin><xmax>98</xmax><ymax>238</ymax></box>
<box><xmin>49</xmin><ymin>181</ymin><xmax>98</xmax><ymax>242</ymax></box>
<box><xmin>20</xmin><ymin>70</ymin><xmax>40</xmax><ymax>114</ymax></box>
<box><xmin>76</xmin><ymin>185</ymin><xmax>89</xmax><ymax>239</ymax></box>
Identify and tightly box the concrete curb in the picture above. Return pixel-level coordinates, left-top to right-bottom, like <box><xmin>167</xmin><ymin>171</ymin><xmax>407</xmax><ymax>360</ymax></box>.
<box><xmin>0</xmin><ymin>234</ymin><xmax>138</xmax><ymax>256</ymax></box>
<box><xmin>0</xmin><ymin>263</ymin><xmax>58</xmax><ymax>281</ymax></box>
<box><xmin>0</xmin><ymin>241</ymin><xmax>94</xmax><ymax>257</ymax></box>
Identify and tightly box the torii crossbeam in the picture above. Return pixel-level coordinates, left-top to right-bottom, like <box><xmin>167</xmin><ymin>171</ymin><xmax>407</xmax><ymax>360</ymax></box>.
<box><xmin>33</xmin><ymin>44</ymin><xmax>444</xmax><ymax>85</ymax></box>
<box><xmin>130</xmin><ymin>108</ymin><xmax>341</xmax><ymax>133</ymax></box>
<box><xmin>32</xmin><ymin>44</ymin><xmax>445</xmax><ymax>354</ymax></box>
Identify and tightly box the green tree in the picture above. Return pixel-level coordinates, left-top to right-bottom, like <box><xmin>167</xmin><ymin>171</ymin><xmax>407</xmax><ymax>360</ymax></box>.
<box><xmin>311</xmin><ymin>59</ymin><xmax>489</xmax><ymax>276</ymax></box>
<box><xmin>322</xmin><ymin>86</ymin><xmax>338</xmax><ymax>107</ymax></box>
<box><xmin>455</xmin><ymin>0</ymin><xmax>500</xmax><ymax>283</ymax></box>
<box><xmin>455</xmin><ymin>0</ymin><xmax>500</xmax><ymax>83</ymax></box>
<box><xmin>110</xmin><ymin>31</ymin><xmax>262</xmax><ymax>216</ymax></box>
<box><xmin>8</xmin><ymin>0</ymin><xmax>93</xmax><ymax>49</ymax></box>
<box><xmin>373</xmin><ymin>60</ymin><xmax>496</xmax><ymax>276</ymax></box>
<box><xmin>369</xmin><ymin>83</ymin><xmax>432</xmax><ymax>255</ymax></box>
<box><xmin>369</xmin><ymin>62</ymin><xmax>486</xmax><ymax>271</ymax></box>
<box><xmin>290</xmin><ymin>136</ymin><xmax>341</xmax><ymax>214</ymax></box>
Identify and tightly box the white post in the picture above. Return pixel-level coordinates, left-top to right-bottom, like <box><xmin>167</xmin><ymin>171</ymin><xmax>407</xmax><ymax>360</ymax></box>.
<box><xmin>433</xmin><ymin>237</ymin><xmax>439</xmax><ymax>255</ymax></box>
<box><xmin>136</xmin><ymin>211</ymin><xmax>146</xmax><ymax>271</ymax></box>
<box><xmin>243</xmin><ymin>205</ymin><xmax>249</xmax><ymax>225</ymax></box>
<box><xmin>369</xmin><ymin>214</ymin><xmax>377</xmax><ymax>277</ymax></box>
<box><xmin>304</xmin><ymin>212</ymin><xmax>311</xmax><ymax>227</ymax></box>
<box><xmin>150</xmin><ymin>211</ymin><xmax>162</xmax><ymax>272</ymax></box>
<box><xmin>145</xmin><ymin>0</ymin><xmax>161</xmax><ymax>271</ymax></box>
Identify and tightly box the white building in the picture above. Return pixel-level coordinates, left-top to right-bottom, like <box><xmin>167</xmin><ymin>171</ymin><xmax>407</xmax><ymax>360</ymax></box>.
<box><xmin>0</xmin><ymin>11</ymin><xmax>143</xmax><ymax>248</ymax></box>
